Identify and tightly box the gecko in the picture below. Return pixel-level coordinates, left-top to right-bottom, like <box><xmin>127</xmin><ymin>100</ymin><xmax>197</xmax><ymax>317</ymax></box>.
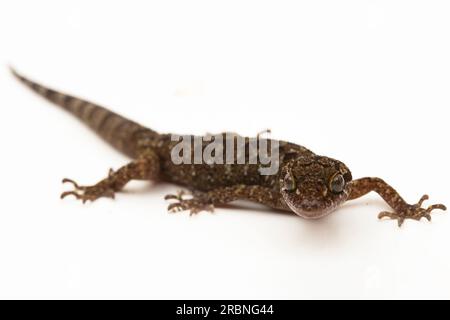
<box><xmin>11</xmin><ymin>68</ymin><xmax>446</xmax><ymax>227</ymax></box>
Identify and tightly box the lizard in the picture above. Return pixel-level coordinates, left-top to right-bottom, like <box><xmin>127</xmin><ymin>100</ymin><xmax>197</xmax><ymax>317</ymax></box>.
<box><xmin>11</xmin><ymin>67</ymin><xmax>446</xmax><ymax>227</ymax></box>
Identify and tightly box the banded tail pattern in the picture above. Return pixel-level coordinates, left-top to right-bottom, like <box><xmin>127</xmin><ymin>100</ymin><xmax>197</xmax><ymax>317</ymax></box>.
<box><xmin>10</xmin><ymin>67</ymin><xmax>157</xmax><ymax>158</ymax></box>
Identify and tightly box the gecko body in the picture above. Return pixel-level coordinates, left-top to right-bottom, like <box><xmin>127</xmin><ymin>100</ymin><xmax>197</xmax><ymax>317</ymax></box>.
<box><xmin>12</xmin><ymin>68</ymin><xmax>446</xmax><ymax>226</ymax></box>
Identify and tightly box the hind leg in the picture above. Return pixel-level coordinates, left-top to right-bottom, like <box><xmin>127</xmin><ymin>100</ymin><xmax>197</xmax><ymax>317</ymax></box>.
<box><xmin>61</xmin><ymin>149</ymin><xmax>160</xmax><ymax>203</ymax></box>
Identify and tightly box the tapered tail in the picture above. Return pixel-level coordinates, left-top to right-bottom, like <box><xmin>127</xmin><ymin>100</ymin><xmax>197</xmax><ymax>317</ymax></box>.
<box><xmin>10</xmin><ymin>67</ymin><xmax>157</xmax><ymax>158</ymax></box>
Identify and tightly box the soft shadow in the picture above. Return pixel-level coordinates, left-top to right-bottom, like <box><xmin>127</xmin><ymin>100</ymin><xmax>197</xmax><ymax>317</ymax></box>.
<box><xmin>341</xmin><ymin>198</ymin><xmax>387</xmax><ymax>211</ymax></box>
<box><xmin>284</xmin><ymin>198</ymin><xmax>389</xmax><ymax>249</ymax></box>
<box><xmin>120</xmin><ymin>182</ymin><xmax>386</xmax><ymax>248</ymax></box>
<box><xmin>223</xmin><ymin>201</ymin><xmax>348</xmax><ymax>248</ymax></box>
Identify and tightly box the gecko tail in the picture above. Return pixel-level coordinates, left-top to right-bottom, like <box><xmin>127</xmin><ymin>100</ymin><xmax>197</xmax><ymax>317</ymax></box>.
<box><xmin>10</xmin><ymin>66</ymin><xmax>157</xmax><ymax>158</ymax></box>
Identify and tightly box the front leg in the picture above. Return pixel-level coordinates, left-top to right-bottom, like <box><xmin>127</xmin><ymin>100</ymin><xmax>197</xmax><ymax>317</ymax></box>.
<box><xmin>165</xmin><ymin>185</ymin><xmax>289</xmax><ymax>215</ymax></box>
<box><xmin>348</xmin><ymin>177</ymin><xmax>446</xmax><ymax>226</ymax></box>
<box><xmin>61</xmin><ymin>149</ymin><xmax>160</xmax><ymax>203</ymax></box>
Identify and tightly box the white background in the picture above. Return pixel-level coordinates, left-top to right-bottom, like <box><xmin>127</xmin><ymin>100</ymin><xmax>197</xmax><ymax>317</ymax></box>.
<box><xmin>0</xmin><ymin>0</ymin><xmax>449</xmax><ymax>299</ymax></box>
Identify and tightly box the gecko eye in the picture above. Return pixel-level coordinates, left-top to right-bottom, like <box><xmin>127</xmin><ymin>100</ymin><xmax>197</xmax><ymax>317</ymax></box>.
<box><xmin>283</xmin><ymin>173</ymin><xmax>296</xmax><ymax>192</ymax></box>
<box><xmin>329</xmin><ymin>173</ymin><xmax>345</xmax><ymax>193</ymax></box>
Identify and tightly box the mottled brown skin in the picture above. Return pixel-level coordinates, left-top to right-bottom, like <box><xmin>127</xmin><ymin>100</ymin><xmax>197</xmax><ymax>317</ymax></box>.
<box><xmin>11</xmin><ymin>68</ymin><xmax>446</xmax><ymax>226</ymax></box>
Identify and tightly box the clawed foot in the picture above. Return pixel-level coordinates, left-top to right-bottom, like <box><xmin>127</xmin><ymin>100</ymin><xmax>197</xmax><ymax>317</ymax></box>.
<box><xmin>378</xmin><ymin>195</ymin><xmax>446</xmax><ymax>227</ymax></box>
<box><xmin>61</xmin><ymin>178</ymin><xmax>116</xmax><ymax>203</ymax></box>
<box><xmin>164</xmin><ymin>190</ymin><xmax>214</xmax><ymax>215</ymax></box>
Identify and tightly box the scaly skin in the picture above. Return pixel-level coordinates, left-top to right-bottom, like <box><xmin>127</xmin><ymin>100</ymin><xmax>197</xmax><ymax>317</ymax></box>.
<box><xmin>11</xmin><ymin>68</ymin><xmax>446</xmax><ymax>226</ymax></box>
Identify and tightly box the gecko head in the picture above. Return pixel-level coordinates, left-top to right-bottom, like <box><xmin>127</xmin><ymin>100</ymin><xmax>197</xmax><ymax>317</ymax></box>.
<box><xmin>280</xmin><ymin>155</ymin><xmax>352</xmax><ymax>219</ymax></box>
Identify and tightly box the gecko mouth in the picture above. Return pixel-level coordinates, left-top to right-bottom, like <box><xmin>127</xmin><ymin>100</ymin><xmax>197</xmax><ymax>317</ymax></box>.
<box><xmin>285</xmin><ymin>200</ymin><xmax>339</xmax><ymax>219</ymax></box>
<box><xmin>282</xmin><ymin>189</ymin><xmax>349</xmax><ymax>219</ymax></box>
